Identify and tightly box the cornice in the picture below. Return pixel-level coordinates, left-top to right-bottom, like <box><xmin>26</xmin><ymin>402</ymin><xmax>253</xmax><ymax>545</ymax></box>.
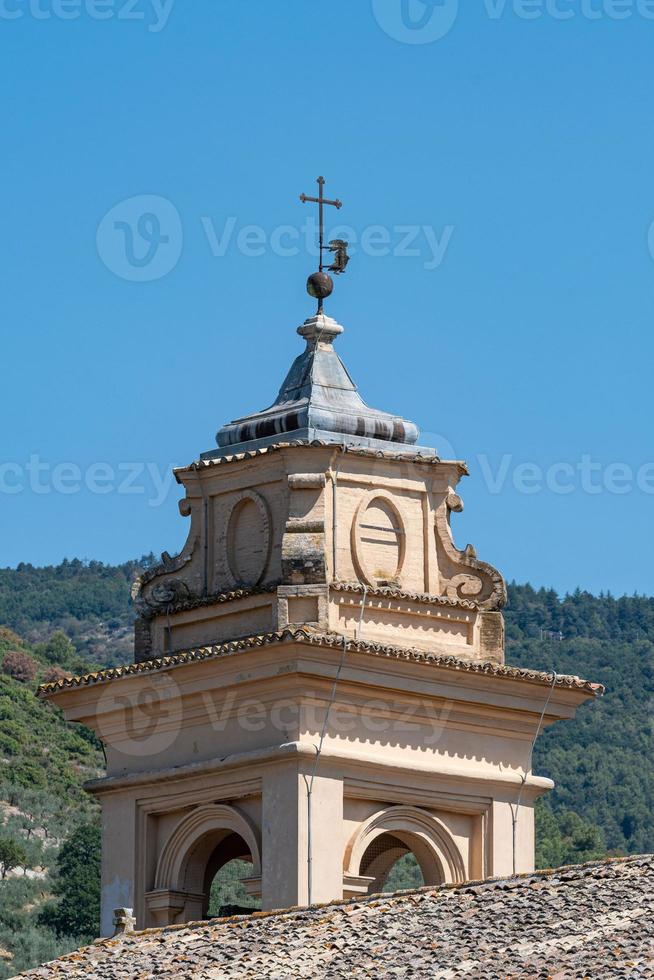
<box><xmin>173</xmin><ymin>440</ymin><xmax>468</xmax><ymax>483</ymax></box>
<box><xmin>331</xmin><ymin>581</ymin><xmax>480</xmax><ymax>611</ymax></box>
<box><xmin>39</xmin><ymin>628</ymin><xmax>604</xmax><ymax>698</ymax></box>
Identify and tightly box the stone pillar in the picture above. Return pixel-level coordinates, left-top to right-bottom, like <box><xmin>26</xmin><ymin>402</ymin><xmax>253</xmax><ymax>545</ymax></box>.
<box><xmin>491</xmin><ymin>797</ymin><xmax>535</xmax><ymax>877</ymax></box>
<box><xmin>100</xmin><ymin>795</ymin><xmax>137</xmax><ymax>937</ymax></box>
<box><xmin>261</xmin><ymin>765</ymin><xmax>301</xmax><ymax>910</ymax></box>
<box><xmin>300</xmin><ymin>771</ymin><xmax>344</xmax><ymax>905</ymax></box>
<box><xmin>145</xmin><ymin>889</ymin><xmax>202</xmax><ymax>927</ymax></box>
<box><xmin>261</xmin><ymin>764</ymin><xmax>344</xmax><ymax>910</ymax></box>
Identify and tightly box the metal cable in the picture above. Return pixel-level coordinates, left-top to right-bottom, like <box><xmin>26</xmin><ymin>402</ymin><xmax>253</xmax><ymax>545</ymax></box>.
<box><xmin>511</xmin><ymin>670</ymin><xmax>558</xmax><ymax>875</ymax></box>
<box><xmin>304</xmin><ymin>585</ymin><xmax>369</xmax><ymax>904</ymax></box>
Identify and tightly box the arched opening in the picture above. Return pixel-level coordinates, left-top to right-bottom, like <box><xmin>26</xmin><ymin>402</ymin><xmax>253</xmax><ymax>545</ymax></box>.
<box><xmin>205</xmin><ymin>833</ymin><xmax>261</xmax><ymax>917</ymax></box>
<box><xmin>148</xmin><ymin>804</ymin><xmax>262</xmax><ymax>926</ymax></box>
<box><xmin>359</xmin><ymin>832</ymin><xmax>426</xmax><ymax>893</ymax></box>
<box><xmin>343</xmin><ymin>806</ymin><xmax>467</xmax><ymax>899</ymax></box>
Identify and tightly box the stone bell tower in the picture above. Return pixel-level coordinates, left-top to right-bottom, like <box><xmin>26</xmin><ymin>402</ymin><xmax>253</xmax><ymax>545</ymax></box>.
<box><xmin>40</xmin><ymin>183</ymin><xmax>600</xmax><ymax>936</ymax></box>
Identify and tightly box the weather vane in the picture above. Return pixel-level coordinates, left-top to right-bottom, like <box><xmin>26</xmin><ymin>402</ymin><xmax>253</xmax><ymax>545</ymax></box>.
<box><xmin>300</xmin><ymin>176</ymin><xmax>350</xmax><ymax>313</ymax></box>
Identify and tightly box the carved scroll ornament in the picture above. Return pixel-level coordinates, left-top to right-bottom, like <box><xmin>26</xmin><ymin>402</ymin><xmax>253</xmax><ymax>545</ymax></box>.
<box><xmin>434</xmin><ymin>490</ymin><xmax>507</xmax><ymax>610</ymax></box>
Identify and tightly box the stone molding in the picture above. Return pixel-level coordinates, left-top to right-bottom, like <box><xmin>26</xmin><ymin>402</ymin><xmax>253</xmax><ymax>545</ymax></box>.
<box><xmin>85</xmin><ymin>741</ymin><xmax>554</xmax><ymax>799</ymax></box>
<box><xmin>344</xmin><ymin>805</ymin><xmax>467</xmax><ymax>888</ymax></box>
<box><xmin>176</xmin><ymin>440</ymin><xmax>465</xmax><ymax>477</ymax></box>
<box><xmin>39</xmin><ymin>628</ymin><xmax>604</xmax><ymax>697</ymax></box>
<box><xmin>136</xmin><ymin>585</ymin><xmax>278</xmax><ymax>622</ymax></box>
<box><xmin>434</xmin><ymin>492</ymin><xmax>508</xmax><ymax>611</ymax></box>
<box><xmin>224</xmin><ymin>490</ymin><xmax>272</xmax><ymax>589</ymax></box>
<box><xmin>350</xmin><ymin>491</ymin><xmax>407</xmax><ymax>588</ymax></box>
<box><xmin>154</xmin><ymin>803</ymin><xmax>262</xmax><ymax>893</ymax></box>
<box><xmin>331</xmin><ymin>581</ymin><xmax>480</xmax><ymax>611</ymax></box>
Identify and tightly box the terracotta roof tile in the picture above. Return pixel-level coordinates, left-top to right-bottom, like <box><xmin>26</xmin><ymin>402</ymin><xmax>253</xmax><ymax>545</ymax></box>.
<box><xmin>332</xmin><ymin>581</ymin><xmax>481</xmax><ymax>611</ymax></box>
<box><xmin>174</xmin><ymin>440</ymin><xmax>468</xmax><ymax>481</ymax></box>
<box><xmin>17</xmin><ymin>856</ymin><xmax>654</xmax><ymax>978</ymax></box>
<box><xmin>38</xmin><ymin>629</ymin><xmax>604</xmax><ymax>698</ymax></box>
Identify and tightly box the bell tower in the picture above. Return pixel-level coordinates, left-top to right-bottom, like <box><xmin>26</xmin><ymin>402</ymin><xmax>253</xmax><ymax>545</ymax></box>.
<box><xmin>40</xmin><ymin>181</ymin><xmax>601</xmax><ymax>936</ymax></box>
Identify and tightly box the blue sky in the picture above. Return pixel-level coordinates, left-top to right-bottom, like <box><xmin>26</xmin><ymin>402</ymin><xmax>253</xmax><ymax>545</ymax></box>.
<box><xmin>1</xmin><ymin>0</ymin><xmax>653</xmax><ymax>595</ymax></box>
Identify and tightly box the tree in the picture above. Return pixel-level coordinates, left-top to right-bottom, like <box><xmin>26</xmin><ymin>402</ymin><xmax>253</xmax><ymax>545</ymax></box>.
<box><xmin>208</xmin><ymin>859</ymin><xmax>261</xmax><ymax>916</ymax></box>
<box><xmin>41</xmin><ymin>666</ymin><xmax>72</xmax><ymax>686</ymax></box>
<box><xmin>0</xmin><ymin>838</ymin><xmax>28</xmax><ymax>879</ymax></box>
<box><xmin>34</xmin><ymin>633</ymin><xmax>77</xmax><ymax>671</ymax></box>
<box><xmin>0</xmin><ymin>627</ymin><xmax>24</xmax><ymax>648</ymax></box>
<box><xmin>2</xmin><ymin>651</ymin><xmax>37</xmax><ymax>684</ymax></box>
<box><xmin>536</xmin><ymin>804</ymin><xmax>606</xmax><ymax>869</ymax></box>
<box><xmin>39</xmin><ymin>822</ymin><xmax>101</xmax><ymax>941</ymax></box>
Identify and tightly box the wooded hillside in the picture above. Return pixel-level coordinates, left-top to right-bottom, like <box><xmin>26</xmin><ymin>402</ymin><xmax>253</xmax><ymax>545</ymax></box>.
<box><xmin>0</xmin><ymin>562</ymin><xmax>651</xmax><ymax>974</ymax></box>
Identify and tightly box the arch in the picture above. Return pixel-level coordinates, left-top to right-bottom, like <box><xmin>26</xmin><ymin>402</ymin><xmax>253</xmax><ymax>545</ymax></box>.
<box><xmin>225</xmin><ymin>490</ymin><xmax>271</xmax><ymax>588</ymax></box>
<box><xmin>154</xmin><ymin>803</ymin><xmax>262</xmax><ymax>896</ymax></box>
<box><xmin>344</xmin><ymin>805</ymin><xmax>466</xmax><ymax>891</ymax></box>
<box><xmin>351</xmin><ymin>492</ymin><xmax>406</xmax><ymax>587</ymax></box>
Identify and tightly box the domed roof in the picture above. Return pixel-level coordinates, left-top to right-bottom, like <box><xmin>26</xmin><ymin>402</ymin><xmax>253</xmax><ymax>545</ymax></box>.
<box><xmin>203</xmin><ymin>313</ymin><xmax>433</xmax><ymax>460</ymax></box>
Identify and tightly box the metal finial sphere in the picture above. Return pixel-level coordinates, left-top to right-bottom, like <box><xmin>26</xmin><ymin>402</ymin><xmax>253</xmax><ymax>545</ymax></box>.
<box><xmin>306</xmin><ymin>271</ymin><xmax>334</xmax><ymax>301</ymax></box>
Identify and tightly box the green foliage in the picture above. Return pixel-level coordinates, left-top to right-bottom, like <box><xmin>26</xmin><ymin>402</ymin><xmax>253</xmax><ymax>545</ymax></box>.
<box><xmin>506</xmin><ymin>582</ymin><xmax>654</xmax><ymax>643</ymax></box>
<box><xmin>0</xmin><ymin>623</ymin><xmax>103</xmax><ymax>804</ymax></box>
<box><xmin>2</xmin><ymin>650</ymin><xmax>38</xmax><ymax>683</ymax></box>
<box><xmin>0</xmin><ymin>556</ymin><xmax>155</xmax><ymax>667</ymax></box>
<box><xmin>39</xmin><ymin>822</ymin><xmax>101</xmax><ymax>941</ymax></box>
<box><xmin>535</xmin><ymin>803</ymin><xmax>606</xmax><ymax>869</ymax></box>
<box><xmin>0</xmin><ymin>838</ymin><xmax>28</xmax><ymax>879</ymax></box>
<box><xmin>0</xmin><ymin>669</ymin><xmax>103</xmax><ymax>802</ymax></box>
<box><xmin>383</xmin><ymin>853</ymin><xmax>424</xmax><ymax>892</ymax></box>
<box><xmin>34</xmin><ymin>632</ymin><xmax>82</xmax><ymax>673</ymax></box>
<box><xmin>208</xmin><ymin>859</ymin><xmax>261</xmax><ymax>916</ymax></box>
<box><xmin>0</xmin><ymin>624</ymin><xmax>103</xmax><ymax>973</ymax></box>
<box><xmin>0</xmin><ymin>563</ymin><xmax>650</xmax><ymax>975</ymax></box>
<box><xmin>0</xmin><ymin>873</ymin><xmax>78</xmax><ymax>980</ymax></box>
<box><xmin>506</xmin><ymin>583</ymin><xmax>654</xmax><ymax>856</ymax></box>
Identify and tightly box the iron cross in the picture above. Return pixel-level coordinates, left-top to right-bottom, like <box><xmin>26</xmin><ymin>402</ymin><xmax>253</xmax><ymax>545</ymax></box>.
<box><xmin>300</xmin><ymin>176</ymin><xmax>343</xmax><ymax>273</ymax></box>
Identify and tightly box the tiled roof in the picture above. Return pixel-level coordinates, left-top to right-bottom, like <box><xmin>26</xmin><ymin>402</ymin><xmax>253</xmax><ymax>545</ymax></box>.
<box><xmin>332</xmin><ymin>581</ymin><xmax>481</xmax><ymax>611</ymax></box>
<box><xmin>212</xmin><ymin>313</ymin><xmax>422</xmax><ymax>454</ymax></box>
<box><xmin>140</xmin><ymin>582</ymin><xmax>482</xmax><ymax>623</ymax></box>
<box><xmin>174</xmin><ymin>440</ymin><xmax>468</xmax><ymax>479</ymax></box>
<box><xmin>18</xmin><ymin>856</ymin><xmax>654</xmax><ymax>979</ymax></box>
<box><xmin>138</xmin><ymin>585</ymin><xmax>277</xmax><ymax>621</ymax></box>
<box><xmin>38</xmin><ymin>628</ymin><xmax>604</xmax><ymax>697</ymax></box>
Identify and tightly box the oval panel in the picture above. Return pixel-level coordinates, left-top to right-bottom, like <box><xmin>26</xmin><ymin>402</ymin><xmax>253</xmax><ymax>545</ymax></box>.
<box><xmin>354</xmin><ymin>496</ymin><xmax>405</xmax><ymax>586</ymax></box>
<box><xmin>226</xmin><ymin>492</ymin><xmax>270</xmax><ymax>587</ymax></box>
